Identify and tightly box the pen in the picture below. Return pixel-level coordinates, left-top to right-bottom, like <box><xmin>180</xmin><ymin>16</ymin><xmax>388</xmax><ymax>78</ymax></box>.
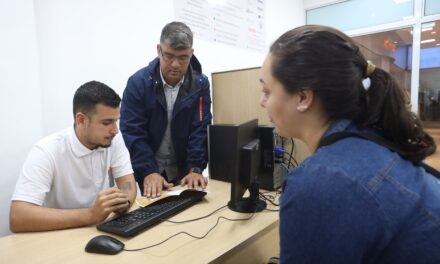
<box><xmin>199</xmin><ymin>96</ymin><xmax>203</xmax><ymax>121</ymax></box>
<box><xmin>109</xmin><ymin>173</ymin><xmax>115</xmax><ymax>187</ymax></box>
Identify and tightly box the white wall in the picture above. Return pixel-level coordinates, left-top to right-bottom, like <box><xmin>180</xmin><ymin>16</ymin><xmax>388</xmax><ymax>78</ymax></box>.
<box><xmin>36</xmin><ymin>0</ymin><xmax>305</xmax><ymax>134</ymax></box>
<box><xmin>0</xmin><ymin>0</ymin><xmax>43</xmax><ymax>236</ymax></box>
<box><xmin>0</xmin><ymin>0</ymin><xmax>304</xmax><ymax>237</ymax></box>
<box><xmin>35</xmin><ymin>0</ymin><xmax>176</xmax><ymax>134</ymax></box>
<box><xmin>267</xmin><ymin>0</ymin><xmax>305</xmax><ymax>44</ymax></box>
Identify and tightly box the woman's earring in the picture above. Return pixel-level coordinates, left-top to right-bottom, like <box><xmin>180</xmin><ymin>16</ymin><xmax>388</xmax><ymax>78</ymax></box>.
<box><xmin>297</xmin><ymin>105</ymin><xmax>308</xmax><ymax>112</ymax></box>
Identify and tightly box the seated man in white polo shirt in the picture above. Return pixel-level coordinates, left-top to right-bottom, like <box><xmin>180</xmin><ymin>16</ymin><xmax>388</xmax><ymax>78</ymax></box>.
<box><xmin>9</xmin><ymin>81</ymin><xmax>137</xmax><ymax>232</ymax></box>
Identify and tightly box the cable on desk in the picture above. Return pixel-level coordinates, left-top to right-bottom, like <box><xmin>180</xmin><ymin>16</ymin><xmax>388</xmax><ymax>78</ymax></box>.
<box><xmin>287</xmin><ymin>138</ymin><xmax>298</xmax><ymax>168</ymax></box>
<box><xmin>283</xmin><ymin>158</ymin><xmax>295</xmax><ymax>168</ymax></box>
<box><xmin>123</xmin><ymin>211</ymin><xmax>256</xmax><ymax>252</ymax></box>
<box><xmin>260</xmin><ymin>189</ymin><xmax>281</xmax><ymax>195</ymax></box>
<box><xmin>258</xmin><ymin>191</ymin><xmax>281</xmax><ymax>212</ymax></box>
<box><xmin>161</xmin><ymin>205</ymin><xmax>228</xmax><ymax>224</ymax></box>
<box><xmin>259</xmin><ymin>192</ymin><xmax>280</xmax><ymax>207</ymax></box>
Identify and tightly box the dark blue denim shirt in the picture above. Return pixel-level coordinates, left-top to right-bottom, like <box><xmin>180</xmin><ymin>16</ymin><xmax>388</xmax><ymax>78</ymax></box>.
<box><xmin>280</xmin><ymin>119</ymin><xmax>440</xmax><ymax>264</ymax></box>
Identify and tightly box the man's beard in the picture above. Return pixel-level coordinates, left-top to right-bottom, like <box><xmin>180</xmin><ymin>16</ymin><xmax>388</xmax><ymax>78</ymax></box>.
<box><xmin>97</xmin><ymin>143</ymin><xmax>112</xmax><ymax>148</ymax></box>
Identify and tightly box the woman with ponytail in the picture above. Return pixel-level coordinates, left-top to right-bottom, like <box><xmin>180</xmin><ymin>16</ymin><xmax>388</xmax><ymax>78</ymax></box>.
<box><xmin>259</xmin><ymin>25</ymin><xmax>440</xmax><ymax>263</ymax></box>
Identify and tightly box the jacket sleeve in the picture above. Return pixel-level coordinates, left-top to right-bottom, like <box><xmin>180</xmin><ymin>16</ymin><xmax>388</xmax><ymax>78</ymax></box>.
<box><xmin>186</xmin><ymin>75</ymin><xmax>212</xmax><ymax>171</ymax></box>
<box><xmin>120</xmin><ymin>75</ymin><xmax>160</xmax><ymax>185</ymax></box>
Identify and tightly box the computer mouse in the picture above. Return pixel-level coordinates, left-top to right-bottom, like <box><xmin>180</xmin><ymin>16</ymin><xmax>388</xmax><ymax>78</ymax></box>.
<box><xmin>85</xmin><ymin>235</ymin><xmax>125</xmax><ymax>255</ymax></box>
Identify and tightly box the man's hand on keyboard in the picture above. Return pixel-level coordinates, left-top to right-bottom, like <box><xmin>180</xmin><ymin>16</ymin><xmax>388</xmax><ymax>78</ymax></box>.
<box><xmin>90</xmin><ymin>187</ymin><xmax>130</xmax><ymax>223</ymax></box>
<box><xmin>180</xmin><ymin>172</ymin><xmax>208</xmax><ymax>190</ymax></box>
<box><xmin>143</xmin><ymin>173</ymin><xmax>174</xmax><ymax>198</ymax></box>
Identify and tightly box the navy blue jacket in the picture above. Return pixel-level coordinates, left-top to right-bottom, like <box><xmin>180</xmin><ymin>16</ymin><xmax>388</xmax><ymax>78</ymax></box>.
<box><xmin>120</xmin><ymin>56</ymin><xmax>212</xmax><ymax>190</ymax></box>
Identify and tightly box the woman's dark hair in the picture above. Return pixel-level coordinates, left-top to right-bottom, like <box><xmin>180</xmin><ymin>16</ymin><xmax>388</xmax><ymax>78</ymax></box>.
<box><xmin>73</xmin><ymin>80</ymin><xmax>121</xmax><ymax>118</ymax></box>
<box><xmin>270</xmin><ymin>25</ymin><xmax>435</xmax><ymax>162</ymax></box>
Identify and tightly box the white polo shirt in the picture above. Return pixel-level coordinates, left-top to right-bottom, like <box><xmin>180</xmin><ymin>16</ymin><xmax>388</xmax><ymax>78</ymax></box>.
<box><xmin>12</xmin><ymin>127</ymin><xmax>133</xmax><ymax>209</ymax></box>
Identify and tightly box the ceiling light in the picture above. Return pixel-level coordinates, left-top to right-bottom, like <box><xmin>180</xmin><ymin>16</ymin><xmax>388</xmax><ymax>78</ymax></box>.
<box><xmin>421</xmin><ymin>39</ymin><xmax>436</xmax><ymax>44</ymax></box>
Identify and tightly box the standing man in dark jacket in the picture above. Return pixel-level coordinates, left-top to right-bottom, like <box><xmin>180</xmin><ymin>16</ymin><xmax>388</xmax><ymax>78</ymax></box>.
<box><xmin>120</xmin><ymin>21</ymin><xmax>212</xmax><ymax>198</ymax></box>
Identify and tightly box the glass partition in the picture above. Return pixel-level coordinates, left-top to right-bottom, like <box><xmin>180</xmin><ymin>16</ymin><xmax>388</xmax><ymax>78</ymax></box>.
<box><xmin>425</xmin><ymin>0</ymin><xmax>440</xmax><ymax>16</ymax></box>
<box><xmin>306</xmin><ymin>0</ymin><xmax>414</xmax><ymax>31</ymax></box>
<box><xmin>352</xmin><ymin>27</ymin><xmax>413</xmax><ymax>95</ymax></box>
<box><xmin>306</xmin><ymin>0</ymin><xmax>440</xmax><ymax>126</ymax></box>
<box><xmin>418</xmin><ymin>20</ymin><xmax>440</xmax><ymax>125</ymax></box>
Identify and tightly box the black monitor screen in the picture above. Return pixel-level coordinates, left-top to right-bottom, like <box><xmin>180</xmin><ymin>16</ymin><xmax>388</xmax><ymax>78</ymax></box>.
<box><xmin>208</xmin><ymin>119</ymin><xmax>267</xmax><ymax>212</ymax></box>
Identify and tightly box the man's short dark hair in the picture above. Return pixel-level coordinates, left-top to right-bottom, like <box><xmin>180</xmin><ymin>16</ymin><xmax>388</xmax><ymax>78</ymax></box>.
<box><xmin>160</xmin><ymin>21</ymin><xmax>193</xmax><ymax>49</ymax></box>
<box><xmin>73</xmin><ymin>81</ymin><xmax>121</xmax><ymax>118</ymax></box>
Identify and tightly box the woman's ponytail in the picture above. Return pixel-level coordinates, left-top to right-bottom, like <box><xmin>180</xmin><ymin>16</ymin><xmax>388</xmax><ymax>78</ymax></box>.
<box><xmin>357</xmin><ymin>65</ymin><xmax>436</xmax><ymax>162</ymax></box>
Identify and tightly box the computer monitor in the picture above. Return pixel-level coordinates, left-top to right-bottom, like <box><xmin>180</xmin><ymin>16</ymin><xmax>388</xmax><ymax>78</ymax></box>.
<box><xmin>228</xmin><ymin>137</ymin><xmax>267</xmax><ymax>213</ymax></box>
<box><xmin>208</xmin><ymin>119</ymin><xmax>266</xmax><ymax>213</ymax></box>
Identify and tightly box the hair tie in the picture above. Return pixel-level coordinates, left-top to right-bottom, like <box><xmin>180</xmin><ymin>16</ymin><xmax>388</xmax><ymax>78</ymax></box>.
<box><xmin>366</xmin><ymin>60</ymin><xmax>376</xmax><ymax>77</ymax></box>
<box><xmin>362</xmin><ymin>60</ymin><xmax>376</xmax><ymax>91</ymax></box>
<box><xmin>362</xmin><ymin>77</ymin><xmax>371</xmax><ymax>90</ymax></box>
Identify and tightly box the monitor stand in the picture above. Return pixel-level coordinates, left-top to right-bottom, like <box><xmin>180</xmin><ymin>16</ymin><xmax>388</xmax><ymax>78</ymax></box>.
<box><xmin>228</xmin><ymin>198</ymin><xmax>266</xmax><ymax>213</ymax></box>
<box><xmin>228</xmin><ymin>182</ymin><xmax>267</xmax><ymax>213</ymax></box>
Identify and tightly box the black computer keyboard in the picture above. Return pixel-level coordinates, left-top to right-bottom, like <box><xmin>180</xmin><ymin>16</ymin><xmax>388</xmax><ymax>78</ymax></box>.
<box><xmin>97</xmin><ymin>189</ymin><xmax>207</xmax><ymax>237</ymax></box>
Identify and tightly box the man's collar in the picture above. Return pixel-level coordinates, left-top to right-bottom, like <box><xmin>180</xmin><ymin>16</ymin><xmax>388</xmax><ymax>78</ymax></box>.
<box><xmin>159</xmin><ymin>68</ymin><xmax>184</xmax><ymax>89</ymax></box>
<box><xmin>322</xmin><ymin>119</ymin><xmax>352</xmax><ymax>138</ymax></box>
<box><xmin>69</xmin><ymin>126</ymin><xmax>104</xmax><ymax>157</ymax></box>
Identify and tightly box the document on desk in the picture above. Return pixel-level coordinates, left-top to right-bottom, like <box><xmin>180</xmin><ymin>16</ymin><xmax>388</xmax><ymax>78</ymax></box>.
<box><xmin>135</xmin><ymin>188</ymin><xmax>208</xmax><ymax>207</ymax></box>
<box><xmin>135</xmin><ymin>190</ymin><xmax>184</xmax><ymax>207</ymax></box>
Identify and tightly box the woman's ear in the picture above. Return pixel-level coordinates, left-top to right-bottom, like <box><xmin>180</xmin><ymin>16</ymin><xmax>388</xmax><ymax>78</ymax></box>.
<box><xmin>296</xmin><ymin>89</ymin><xmax>314</xmax><ymax>112</ymax></box>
